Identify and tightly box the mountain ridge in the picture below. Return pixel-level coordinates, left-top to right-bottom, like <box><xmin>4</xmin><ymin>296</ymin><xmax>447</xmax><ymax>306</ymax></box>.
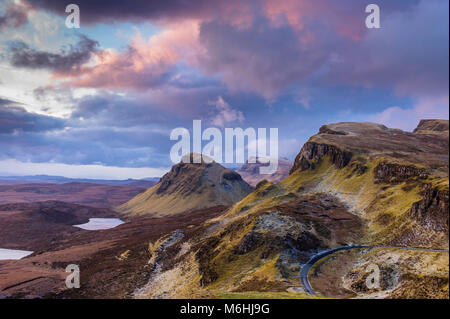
<box><xmin>0</xmin><ymin>175</ymin><xmax>159</xmax><ymax>186</ymax></box>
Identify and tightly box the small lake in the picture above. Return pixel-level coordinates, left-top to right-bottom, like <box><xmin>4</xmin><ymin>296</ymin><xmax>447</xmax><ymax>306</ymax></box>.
<box><xmin>0</xmin><ymin>248</ymin><xmax>33</xmax><ymax>260</ymax></box>
<box><xmin>73</xmin><ymin>218</ymin><xmax>125</xmax><ymax>230</ymax></box>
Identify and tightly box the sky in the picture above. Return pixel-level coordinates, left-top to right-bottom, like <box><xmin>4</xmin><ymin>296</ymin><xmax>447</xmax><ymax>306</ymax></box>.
<box><xmin>0</xmin><ymin>0</ymin><xmax>448</xmax><ymax>179</ymax></box>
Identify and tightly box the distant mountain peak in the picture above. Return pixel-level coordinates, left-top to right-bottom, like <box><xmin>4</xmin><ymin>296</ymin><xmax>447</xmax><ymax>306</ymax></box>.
<box><xmin>237</xmin><ymin>157</ymin><xmax>292</xmax><ymax>187</ymax></box>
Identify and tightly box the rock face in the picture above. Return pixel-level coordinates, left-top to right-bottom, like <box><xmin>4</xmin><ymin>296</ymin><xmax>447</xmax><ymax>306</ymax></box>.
<box><xmin>290</xmin><ymin>142</ymin><xmax>352</xmax><ymax>174</ymax></box>
<box><xmin>290</xmin><ymin>121</ymin><xmax>449</xmax><ymax>175</ymax></box>
<box><xmin>118</xmin><ymin>154</ymin><xmax>253</xmax><ymax>217</ymax></box>
<box><xmin>237</xmin><ymin>158</ymin><xmax>292</xmax><ymax>186</ymax></box>
<box><xmin>373</xmin><ymin>162</ymin><xmax>429</xmax><ymax>183</ymax></box>
<box><xmin>409</xmin><ymin>184</ymin><xmax>449</xmax><ymax>232</ymax></box>
<box><xmin>413</xmin><ymin>119</ymin><xmax>449</xmax><ymax>134</ymax></box>
<box><xmin>289</xmin><ymin>120</ymin><xmax>448</xmax><ymax>239</ymax></box>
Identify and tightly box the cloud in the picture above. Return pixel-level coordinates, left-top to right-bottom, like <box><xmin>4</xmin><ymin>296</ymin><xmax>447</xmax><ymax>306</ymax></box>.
<box><xmin>296</xmin><ymin>89</ymin><xmax>311</xmax><ymax>109</ymax></box>
<box><xmin>23</xmin><ymin>0</ymin><xmax>418</xmax><ymax>31</ymax></box>
<box><xmin>0</xmin><ymin>98</ymin><xmax>65</xmax><ymax>134</ymax></box>
<box><xmin>23</xmin><ymin>0</ymin><xmax>232</xmax><ymax>24</ymax></box>
<box><xmin>8</xmin><ymin>35</ymin><xmax>99</xmax><ymax>73</ymax></box>
<box><xmin>1</xmin><ymin>0</ymin><xmax>448</xmax><ymax>177</ymax></box>
<box><xmin>364</xmin><ymin>96</ymin><xmax>449</xmax><ymax>132</ymax></box>
<box><xmin>21</xmin><ymin>0</ymin><xmax>440</xmax><ymax>103</ymax></box>
<box><xmin>328</xmin><ymin>0</ymin><xmax>449</xmax><ymax>99</ymax></box>
<box><xmin>0</xmin><ymin>2</ymin><xmax>28</xmax><ymax>30</ymax></box>
<box><xmin>195</xmin><ymin>17</ymin><xmax>334</xmax><ymax>99</ymax></box>
<box><xmin>52</xmin><ymin>21</ymin><xmax>199</xmax><ymax>90</ymax></box>
<box><xmin>209</xmin><ymin>96</ymin><xmax>244</xmax><ymax>127</ymax></box>
<box><xmin>70</xmin><ymin>92</ymin><xmax>170</xmax><ymax>127</ymax></box>
<box><xmin>0</xmin><ymin>123</ymin><xmax>173</xmax><ymax>168</ymax></box>
<box><xmin>260</xmin><ymin>0</ymin><xmax>420</xmax><ymax>40</ymax></box>
<box><xmin>0</xmin><ymin>158</ymin><xmax>168</xmax><ymax>179</ymax></box>
<box><xmin>190</xmin><ymin>0</ymin><xmax>436</xmax><ymax>100</ymax></box>
<box><xmin>0</xmin><ymin>93</ymin><xmax>187</xmax><ymax>168</ymax></box>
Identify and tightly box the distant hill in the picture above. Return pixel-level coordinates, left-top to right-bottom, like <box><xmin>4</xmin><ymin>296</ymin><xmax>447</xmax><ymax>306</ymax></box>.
<box><xmin>0</xmin><ymin>175</ymin><xmax>159</xmax><ymax>187</ymax></box>
<box><xmin>237</xmin><ymin>157</ymin><xmax>292</xmax><ymax>186</ymax></box>
<box><xmin>118</xmin><ymin>153</ymin><xmax>253</xmax><ymax>217</ymax></box>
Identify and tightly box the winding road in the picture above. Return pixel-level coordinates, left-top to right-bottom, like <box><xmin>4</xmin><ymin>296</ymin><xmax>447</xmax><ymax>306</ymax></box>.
<box><xmin>300</xmin><ymin>245</ymin><xmax>449</xmax><ymax>295</ymax></box>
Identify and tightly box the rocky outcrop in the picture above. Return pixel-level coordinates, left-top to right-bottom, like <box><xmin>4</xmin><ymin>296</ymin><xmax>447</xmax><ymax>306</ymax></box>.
<box><xmin>374</xmin><ymin>162</ymin><xmax>429</xmax><ymax>183</ymax></box>
<box><xmin>147</xmin><ymin>229</ymin><xmax>184</xmax><ymax>271</ymax></box>
<box><xmin>290</xmin><ymin>142</ymin><xmax>352</xmax><ymax>174</ymax></box>
<box><xmin>237</xmin><ymin>158</ymin><xmax>292</xmax><ymax>186</ymax></box>
<box><xmin>118</xmin><ymin>153</ymin><xmax>253</xmax><ymax>217</ymax></box>
<box><xmin>413</xmin><ymin>119</ymin><xmax>449</xmax><ymax>134</ymax></box>
<box><xmin>318</xmin><ymin>125</ymin><xmax>348</xmax><ymax>135</ymax></box>
<box><xmin>286</xmin><ymin>121</ymin><xmax>448</xmax><ymax>252</ymax></box>
<box><xmin>292</xmin><ymin>122</ymin><xmax>448</xmax><ymax>170</ymax></box>
<box><xmin>409</xmin><ymin>184</ymin><xmax>449</xmax><ymax>232</ymax></box>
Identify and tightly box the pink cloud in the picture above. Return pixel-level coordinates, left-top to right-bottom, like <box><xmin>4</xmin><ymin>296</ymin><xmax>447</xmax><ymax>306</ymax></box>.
<box><xmin>261</xmin><ymin>0</ymin><xmax>367</xmax><ymax>41</ymax></box>
<box><xmin>54</xmin><ymin>21</ymin><xmax>200</xmax><ymax>90</ymax></box>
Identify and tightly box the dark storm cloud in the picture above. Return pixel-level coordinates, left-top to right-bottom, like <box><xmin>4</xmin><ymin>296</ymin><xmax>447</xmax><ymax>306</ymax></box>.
<box><xmin>24</xmin><ymin>0</ymin><xmax>221</xmax><ymax>23</ymax></box>
<box><xmin>8</xmin><ymin>35</ymin><xmax>98</xmax><ymax>73</ymax></box>
<box><xmin>0</xmin><ymin>99</ymin><xmax>65</xmax><ymax>134</ymax></box>
<box><xmin>23</xmin><ymin>0</ymin><xmax>419</xmax><ymax>25</ymax></box>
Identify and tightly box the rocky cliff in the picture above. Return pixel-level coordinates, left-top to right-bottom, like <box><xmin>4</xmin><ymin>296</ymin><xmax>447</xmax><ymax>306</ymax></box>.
<box><xmin>287</xmin><ymin>120</ymin><xmax>449</xmax><ymax>248</ymax></box>
<box><xmin>291</xmin><ymin>122</ymin><xmax>448</xmax><ymax>175</ymax></box>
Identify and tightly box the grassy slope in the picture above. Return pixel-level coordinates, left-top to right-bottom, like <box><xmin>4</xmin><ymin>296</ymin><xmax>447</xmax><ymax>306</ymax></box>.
<box><xmin>118</xmin><ymin>184</ymin><xmax>216</xmax><ymax>217</ymax></box>
<box><xmin>118</xmin><ymin>162</ymin><xmax>252</xmax><ymax>217</ymax></box>
<box><xmin>232</xmin><ymin>153</ymin><xmax>448</xmax><ymax>249</ymax></box>
<box><xmin>199</xmin><ymin>154</ymin><xmax>447</xmax><ymax>294</ymax></box>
